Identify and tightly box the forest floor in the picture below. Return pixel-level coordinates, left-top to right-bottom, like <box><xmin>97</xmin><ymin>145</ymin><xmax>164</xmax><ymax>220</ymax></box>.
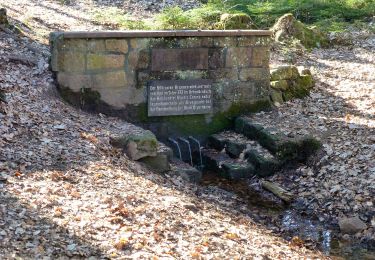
<box><xmin>0</xmin><ymin>0</ymin><xmax>374</xmax><ymax>259</ymax></box>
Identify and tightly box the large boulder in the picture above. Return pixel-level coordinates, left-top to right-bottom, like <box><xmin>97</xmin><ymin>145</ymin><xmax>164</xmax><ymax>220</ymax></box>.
<box><xmin>338</xmin><ymin>216</ymin><xmax>367</xmax><ymax>234</ymax></box>
<box><xmin>219</xmin><ymin>13</ymin><xmax>254</xmax><ymax>29</ymax></box>
<box><xmin>110</xmin><ymin>130</ymin><xmax>158</xmax><ymax>160</ymax></box>
<box><xmin>272</xmin><ymin>13</ymin><xmax>328</xmax><ymax>48</ymax></box>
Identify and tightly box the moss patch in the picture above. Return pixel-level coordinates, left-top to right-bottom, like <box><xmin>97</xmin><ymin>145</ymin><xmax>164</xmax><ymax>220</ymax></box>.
<box><xmin>219</xmin><ymin>13</ymin><xmax>254</xmax><ymax>29</ymax></box>
<box><xmin>272</xmin><ymin>13</ymin><xmax>329</xmax><ymax>48</ymax></box>
<box><xmin>136</xmin><ymin>99</ymin><xmax>271</xmax><ymax>138</ymax></box>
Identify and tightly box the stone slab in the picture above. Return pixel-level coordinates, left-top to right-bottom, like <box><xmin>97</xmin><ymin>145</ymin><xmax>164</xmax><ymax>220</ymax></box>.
<box><xmin>151</xmin><ymin>48</ymin><xmax>208</xmax><ymax>71</ymax></box>
<box><xmin>148</xmin><ymin>79</ymin><xmax>213</xmax><ymax>116</ymax></box>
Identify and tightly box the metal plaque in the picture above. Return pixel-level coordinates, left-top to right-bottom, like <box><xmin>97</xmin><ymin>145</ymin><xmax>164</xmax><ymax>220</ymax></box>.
<box><xmin>148</xmin><ymin>79</ymin><xmax>213</xmax><ymax>117</ymax></box>
<box><xmin>151</xmin><ymin>48</ymin><xmax>208</xmax><ymax>71</ymax></box>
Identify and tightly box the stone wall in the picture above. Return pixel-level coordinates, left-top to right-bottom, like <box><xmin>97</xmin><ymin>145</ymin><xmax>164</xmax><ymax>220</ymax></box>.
<box><xmin>50</xmin><ymin>30</ymin><xmax>272</xmax><ymax>139</ymax></box>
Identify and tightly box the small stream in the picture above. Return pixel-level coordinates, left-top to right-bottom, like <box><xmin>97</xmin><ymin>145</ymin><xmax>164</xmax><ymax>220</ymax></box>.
<box><xmin>201</xmin><ymin>173</ymin><xmax>375</xmax><ymax>259</ymax></box>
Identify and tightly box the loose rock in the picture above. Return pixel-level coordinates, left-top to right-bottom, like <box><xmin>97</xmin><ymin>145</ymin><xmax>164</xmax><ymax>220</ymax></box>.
<box><xmin>338</xmin><ymin>216</ymin><xmax>368</xmax><ymax>234</ymax></box>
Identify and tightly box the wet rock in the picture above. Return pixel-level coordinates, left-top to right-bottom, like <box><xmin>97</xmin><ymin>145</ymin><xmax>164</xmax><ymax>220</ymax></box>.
<box><xmin>271</xmin><ymin>13</ymin><xmax>328</xmax><ymax>48</ymax></box>
<box><xmin>110</xmin><ymin>130</ymin><xmax>158</xmax><ymax>160</ymax></box>
<box><xmin>207</xmin><ymin>134</ymin><xmax>227</xmax><ymax>151</ymax></box>
<box><xmin>221</xmin><ymin>162</ymin><xmax>254</xmax><ymax>180</ymax></box>
<box><xmin>296</xmin><ymin>74</ymin><xmax>314</xmax><ymax>90</ymax></box>
<box><xmin>339</xmin><ymin>216</ymin><xmax>367</xmax><ymax>234</ymax></box>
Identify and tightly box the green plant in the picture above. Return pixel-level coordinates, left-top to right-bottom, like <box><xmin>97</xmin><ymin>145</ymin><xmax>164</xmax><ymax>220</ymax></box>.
<box><xmin>93</xmin><ymin>7</ymin><xmax>149</xmax><ymax>30</ymax></box>
<box><xmin>155</xmin><ymin>7</ymin><xmax>193</xmax><ymax>29</ymax></box>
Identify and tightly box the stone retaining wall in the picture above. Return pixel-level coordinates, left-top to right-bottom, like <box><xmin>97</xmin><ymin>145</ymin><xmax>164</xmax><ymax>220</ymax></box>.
<box><xmin>50</xmin><ymin>30</ymin><xmax>272</xmax><ymax>139</ymax></box>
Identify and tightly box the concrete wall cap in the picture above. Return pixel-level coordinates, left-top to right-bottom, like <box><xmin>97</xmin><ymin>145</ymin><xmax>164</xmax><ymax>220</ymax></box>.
<box><xmin>51</xmin><ymin>30</ymin><xmax>272</xmax><ymax>39</ymax></box>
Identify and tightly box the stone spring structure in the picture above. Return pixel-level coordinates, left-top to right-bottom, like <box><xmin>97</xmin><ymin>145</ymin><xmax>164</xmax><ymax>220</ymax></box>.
<box><xmin>50</xmin><ymin>30</ymin><xmax>272</xmax><ymax>139</ymax></box>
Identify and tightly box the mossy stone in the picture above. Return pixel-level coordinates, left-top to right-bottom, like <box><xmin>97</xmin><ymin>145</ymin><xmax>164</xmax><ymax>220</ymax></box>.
<box><xmin>245</xmin><ymin>150</ymin><xmax>279</xmax><ymax>177</ymax></box>
<box><xmin>271</xmin><ymin>66</ymin><xmax>300</xmax><ymax>81</ymax></box>
<box><xmin>221</xmin><ymin>162</ymin><xmax>255</xmax><ymax>180</ymax></box>
<box><xmin>111</xmin><ymin>130</ymin><xmax>158</xmax><ymax>160</ymax></box>
<box><xmin>270</xmin><ymin>89</ymin><xmax>284</xmax><ymax>105</ymax></box>
<box><xmin>270</xmin><ymin>80</ymin><xmax>289</xmax><ymax>91</ymax></box>
<box><xmin>219</xmin><ymin>13</ymin><xmax>254</xmax><ymax>29</ymax></box>
<box><xmin>276</xmin><ymin>136</ymin><xmax>321</xmax><ymax>163</ymax></box>
<box><xmin>296</xmin><ymin>74</ymin><xmax>314</xmax><ymax>90</ymax></box>
<box><xmin>272</xmin><ymin>13</ymin><xmax>329</xmax><ymax>48</ymax></box>
<box><xmin>300</xmin><ymin>137</ymin><xmax>322</xmax><ymax>161</ymax></box>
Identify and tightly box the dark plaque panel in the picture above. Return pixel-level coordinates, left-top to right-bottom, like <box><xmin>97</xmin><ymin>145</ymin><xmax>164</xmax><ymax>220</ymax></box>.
<box><xmin>148</xmin><ymin>80</ymin><xmax>213</xmax><ymax>117</ymax></box>
<box><xmin>151</xmin><ymin>48</ymin><xmax>208</xmax><ymax>71</ymax></box>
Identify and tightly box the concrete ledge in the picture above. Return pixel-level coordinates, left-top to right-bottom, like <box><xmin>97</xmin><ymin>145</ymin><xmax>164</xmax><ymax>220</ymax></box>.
<box><xmin>52</xmin><ymin>30</ymin><xmax>272</xmax><ymax>39</ymax></box>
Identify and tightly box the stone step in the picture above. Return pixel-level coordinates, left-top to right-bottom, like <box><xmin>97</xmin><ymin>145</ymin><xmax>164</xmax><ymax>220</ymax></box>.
<box><xmin>202</xmin><ymin>149</ymin><xmax>254</xmax><ymax>180</ymax></box>
<box><xmin>235</xmin><ymin>117</ymin><xmax>321</xmax><ymax>163</ymax></box>
<box><xmin>207</xmin><ymin>131</ymin><xmax>274</xmax><ymax>158</ymax></box>
<box><xmin>206</xmin><ymin>131</ymin><xmax>280</xmax><ymax>177</ymax></box>
<box><xmin>244</xmin><ymin>150</ymin><xmax>280</xmax><ymax>177</ymax></box>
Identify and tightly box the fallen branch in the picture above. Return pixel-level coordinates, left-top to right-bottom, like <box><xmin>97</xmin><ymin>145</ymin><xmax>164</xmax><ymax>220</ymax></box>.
<box><xmin>3</xmin><ymin>54</ymin><xmax>38</xmax><ymax>66</ymax></box>
<box><xmin>261</xmin><ymin>180</ymin><xmax>294</xmax><ymax>203</ymax></box>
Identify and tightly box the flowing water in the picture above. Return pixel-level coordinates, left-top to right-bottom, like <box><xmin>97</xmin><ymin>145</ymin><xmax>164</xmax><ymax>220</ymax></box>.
<box><xmin>201</xmin><ymin>173</ymin><xmax>375</xmax><ymax>259</ymax></box>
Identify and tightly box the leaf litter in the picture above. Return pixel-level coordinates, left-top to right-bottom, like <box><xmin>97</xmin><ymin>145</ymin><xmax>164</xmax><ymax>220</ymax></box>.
<box><xmin>0</xmin><ymin>0</ymin><xmax>374</xmax><ymax>258</ymax></box>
